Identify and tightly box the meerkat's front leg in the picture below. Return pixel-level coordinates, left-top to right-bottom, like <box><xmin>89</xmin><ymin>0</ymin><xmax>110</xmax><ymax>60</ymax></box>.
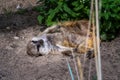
<box><xmin>56</xmin><ymin>44</ymin><xmax>74</xmax><ymax>56</ymax></box>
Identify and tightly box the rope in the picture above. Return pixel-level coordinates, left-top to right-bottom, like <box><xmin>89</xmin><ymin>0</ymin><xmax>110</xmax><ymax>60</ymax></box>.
<box><xmin>66</xmin><ymin>58</ymin><xmax>75</xmax><ymax>80</ymax></box>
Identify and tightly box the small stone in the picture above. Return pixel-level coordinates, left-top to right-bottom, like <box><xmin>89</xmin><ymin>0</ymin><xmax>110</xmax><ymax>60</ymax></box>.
<box><xmin>6</xmin><ymin>27</ymin><xmax>10</xmax><ymax>30</ymax></box>
<box><xmin>22</xmin><ymin>36</ymin><xmax>25</xmax><ymax>39</ymax></box>
<box><xmin>14</xmin><ymin>36</ymin><xmax>19</xmax><ymax>40</ymax></box>
<box><xmin>16</xmin><ymin>3</ymin><xmax>23</xmax><ymax>10</ymax></box>
<box><xmin>6</xmin><ymin>46</ymin><xmax>13</xmax><ymax>50</ymax></box>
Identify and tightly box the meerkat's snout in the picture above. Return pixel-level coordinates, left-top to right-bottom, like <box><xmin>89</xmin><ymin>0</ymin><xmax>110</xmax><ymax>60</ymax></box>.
<box><xmin>31</xmin><ymin>38</ymin><xmax>44</xmax><ymax>52</ymax></box>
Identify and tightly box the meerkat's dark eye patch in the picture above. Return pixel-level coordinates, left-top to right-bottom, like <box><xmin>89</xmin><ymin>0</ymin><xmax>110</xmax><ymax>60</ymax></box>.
<box><xmin>31</xmin><ymin>39</ymin><xmax>44</xmax><ymax>46</ymax></box>
<box><xmin>39</xmin><ymin>39</ymin><xmax>44</xmax><ymax>46</ymax></box>
<box><xmin>32</xmin><ymin>41</ymin><xmax>38</xmax><ymax>44</ymax></box>
<box><xmin>37</xmin><ymin>39</ymin><xmax>44</xmax><ymax>46</ymax></box>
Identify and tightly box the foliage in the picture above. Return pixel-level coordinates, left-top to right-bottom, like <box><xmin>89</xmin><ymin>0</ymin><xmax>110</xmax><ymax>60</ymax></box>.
<box><xmin>33</xmin><ymin>0</ymin><xmax>90</xmax><ymax>26</ymax></box>
<box><xmin>100</xmin><ymin>0</ymin><xmax>120</xmax><ymax>40</ymax></box>
<box><xmin>34</xmin><ymin>0</ymin><xmax>120</xmax><ymax>41</ymax></box>
<box><xmin>16</xmin><ymin>9</ymin><xmax>28</xmax><ymax>14</ymax></box>
<box><xmin>3</xmin><ymin>8</ymin><xmax>13</xmax><ymax>16</ymax></box>
<box><xmin>92</xmin><ymin>75</ymin><xmax>97</xmax><ymax>80</ymax></box>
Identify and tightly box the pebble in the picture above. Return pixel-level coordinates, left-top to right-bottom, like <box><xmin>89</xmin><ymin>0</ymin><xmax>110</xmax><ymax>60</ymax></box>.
<box><xmin>6</xmin><ymin>27</ymin><xmax>10</xmax><ymax>30</ymax></box>
<box><xmin>14</xmin><ymin>36</ymin><xmax>19</xmax><ymax>40</ymax></box>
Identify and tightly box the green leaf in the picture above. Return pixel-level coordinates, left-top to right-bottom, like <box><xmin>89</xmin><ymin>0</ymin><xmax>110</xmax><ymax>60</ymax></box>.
<box><xmin>37</xmin><ymin>15</ymin><xmax>44</xmax><ymax>24</ymax></box>
<box><xmin>73</xmin><ymin>5</ymin><xmax>84</xmax><ymax>11</ymax></box>
<box><xmin>101</xmin><ymin>33</ymin><xmax>107</xmax><ymax>40</ymax></box>
<box><xmin>46</xmin><ymin>6</ymin><xmax>60</xmax><ymax>26</ymax></box>
<box><xmin>72</xmin><ymin>1</ymin><xmax>79</xmax><ymax>7</ymax></box>
<box><xmin>63</xmin><ymin>4</ymin><xmax>78</xmax><ymax>17</ymax></box>
<box><xmin>104</xmin><ymin>13</ymin><xmax>109</xmax><ymax>20</ymax></box>
<box><xmin>60</xmin><ymin>13</ymin><xmax>68</xmax><ymax>19</ymax></box>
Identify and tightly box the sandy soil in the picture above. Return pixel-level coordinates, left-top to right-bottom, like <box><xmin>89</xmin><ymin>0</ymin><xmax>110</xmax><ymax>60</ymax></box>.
<box><xmin>0</xmin><ymin>0</ymin><xmax>120</xmax><ymax>80</ymax></box>
<box><xmin>0</xmin><ymin>0</ymin><xmax>37</xmax><ymax>14</ymax></box>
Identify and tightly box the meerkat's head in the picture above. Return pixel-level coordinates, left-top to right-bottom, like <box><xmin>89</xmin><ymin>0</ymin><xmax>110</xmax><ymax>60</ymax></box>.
<box><xmin>26</xmin><ymin>34</ymin><xmax>55</xmax><ymax>57</ymax></box>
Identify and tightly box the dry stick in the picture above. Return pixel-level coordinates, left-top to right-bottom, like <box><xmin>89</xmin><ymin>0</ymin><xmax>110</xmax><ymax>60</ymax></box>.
<box><xmin>77</xmin><ymin>56</ymin><xmax>83</xmax><ymax>80</ymax></box>
<box><xmin>71</xmin><ymin>50</ymin><xmax>80</xmax><ymax>80</ymax></box>
<box><xmin>83</xmin><ymin>0</ymin><xmax>94</xmax><ymax>80</ymax></box>
<box><xmin>88</xmin><ymin>12</ymin><xmax>97</xmax><ymax>80</ymax></box>
<box><xmin>95</xmin><ymin>0</ymin><xmax>102</xmax><ymax>80</ymax></box>
<box><xmin>88</xmin><ymin>60</ymin><xmax>92</xmax><ymax>80</ymax></box>
<box><xmin>92</xmin><ymin>12</ymin><xmax>99</xmax><ymax>80</ymax></box>
<box><xmin>88</xmin><ymin>12</ymin><xmax>95</xmax><ymax>80</ymax></box>
<box><xmin>87</xmin><ymin>7</ymin><xmax>95</xmax><ymax>80</ymax></box>
<box><xmin>92</xmin><ymin>3</ymin><xmax>102</xmax><ymax>80</ymax></box>
<box><xmin>83</xmin><ymin>0</ymin><xmax>94</xmax><ymax>67</ymax></box>
<box><xmin>88</xmin><ymin>16</ymin><xmax>94</xmax><ymax>80</ymax></box>
<box><xmin>92</xmin><ymin>7</ymin><xmax>99</xmax><ymax>80</ymax></box>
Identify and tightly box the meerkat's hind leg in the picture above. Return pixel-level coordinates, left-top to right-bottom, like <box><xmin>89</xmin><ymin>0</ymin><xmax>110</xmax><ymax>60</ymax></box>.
<box><xmin>41</xmin><ymin>25</ymin><xmax>61</xmax><ymax>34</ymax></box>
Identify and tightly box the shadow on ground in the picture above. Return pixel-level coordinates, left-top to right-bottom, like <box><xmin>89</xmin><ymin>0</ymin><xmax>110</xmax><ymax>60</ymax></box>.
<box><xmin>0</xmin><ymin>10</ymin><xmax>39</xmax><ymax>29</ymax></box>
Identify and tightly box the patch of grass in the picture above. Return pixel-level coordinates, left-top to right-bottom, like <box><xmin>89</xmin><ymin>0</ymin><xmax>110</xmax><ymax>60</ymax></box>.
<box><xmin>92</xmin><ymin>75</ymin><xmax>97</xmax><ymax>80</ymax></box>
<box><xmin>3</xmin><ymin>8</ymin><xmax>12</xmax><ymax>16</ymax></box>
<box><xmin>16</xmin><ymin>9</ymin><xmax>28</xmax><ymax>14</ymax></box>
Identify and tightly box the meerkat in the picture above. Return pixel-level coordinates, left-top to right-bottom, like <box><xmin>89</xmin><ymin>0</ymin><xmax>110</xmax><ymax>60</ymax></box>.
<box><xmin>26</xmin><ymin>20</ymin><xmax>94</xmax><ymax>59</ymax></box>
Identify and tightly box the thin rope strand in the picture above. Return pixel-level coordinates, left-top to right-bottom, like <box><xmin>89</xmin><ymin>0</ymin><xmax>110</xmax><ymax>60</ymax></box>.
<box><xmin>66</xmin><ymin>58</ymin><xmax>75</xmax><ymax>80</ymax></box>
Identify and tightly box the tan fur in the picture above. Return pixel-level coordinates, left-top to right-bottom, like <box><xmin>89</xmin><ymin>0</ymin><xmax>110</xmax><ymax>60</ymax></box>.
<box><xmin>27</xmin><ymin>20</ymin><xmax>94</xmax><ymax>58</ymax></box>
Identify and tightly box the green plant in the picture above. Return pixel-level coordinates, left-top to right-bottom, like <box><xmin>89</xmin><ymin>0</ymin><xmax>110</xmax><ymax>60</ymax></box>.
<box><xmin>100</xmin><ymin>0</ymin><xmax>120</xmax><ymax>40</ymax></box>
<box><xmin>16</xmin><ymin>9</ymin><xmax>28</xmax><ymax>14</ymax></box>
<box><xmin>34</xmin><ymin>0</ymin><xmax>90</xmax><ymax>26</ymax></box>
<box><xmin>3</xmin><ymin>8</ymin><xmax>12</xmax><ymax>16</ymax></box>
<box><xmin>92</xmin><ymin>75</ymin><xmax>97</xmax><ymax>80</ymax></box>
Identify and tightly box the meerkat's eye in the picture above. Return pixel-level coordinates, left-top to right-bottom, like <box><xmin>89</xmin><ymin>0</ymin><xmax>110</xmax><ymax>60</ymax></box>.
<box><xmin>39</xmin><ymin>39</ymin><xmax>44</xmax><ymax>46</ymax></box>
<box><xmin>32</xmin><ymin>41</ymin><xmax>38</xmax><ymax>44</ymax></box>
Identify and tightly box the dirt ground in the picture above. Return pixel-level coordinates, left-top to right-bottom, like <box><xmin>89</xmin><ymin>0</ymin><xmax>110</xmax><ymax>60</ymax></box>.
<box><xmin>0</xmin><ymin>0</ymin><xmax>120</xmax><ymax>80</ymax></box>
